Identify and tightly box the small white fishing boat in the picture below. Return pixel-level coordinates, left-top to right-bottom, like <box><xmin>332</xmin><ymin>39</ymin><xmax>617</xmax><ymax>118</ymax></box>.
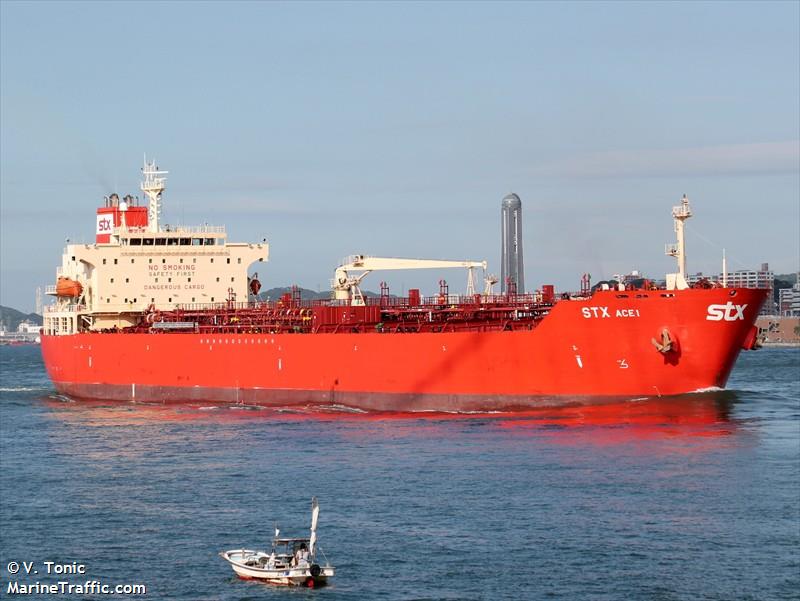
<box><xmin>220</xmin><ymin>497</ymin><xmax>335</xmax><ymax>588</ymax></box>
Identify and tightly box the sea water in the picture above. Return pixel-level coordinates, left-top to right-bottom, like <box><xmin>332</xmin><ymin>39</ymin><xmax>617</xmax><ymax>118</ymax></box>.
<box><xmin>1</xmin><ymin>345</ymin><xmax>798</xmax><ymax>600</ymax></box>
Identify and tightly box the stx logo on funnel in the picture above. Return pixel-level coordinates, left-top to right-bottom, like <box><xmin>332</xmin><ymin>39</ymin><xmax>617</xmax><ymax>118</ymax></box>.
<box><xmin>706</xmin><ymin>302</ymin><xmax>748</xmax><ymax>321</ymax></box>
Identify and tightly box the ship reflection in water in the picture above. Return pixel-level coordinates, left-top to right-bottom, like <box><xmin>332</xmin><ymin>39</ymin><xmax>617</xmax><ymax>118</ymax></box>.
<box><xmin>41</xmin><ymin>391</ymin><xmax>742</xmax><ymax>448</ymax></box>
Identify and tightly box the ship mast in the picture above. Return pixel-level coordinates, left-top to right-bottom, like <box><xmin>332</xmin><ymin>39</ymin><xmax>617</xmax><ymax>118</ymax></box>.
<box><xmin>665</xmin><ymin>194</ymin><xmax>692</xmax><ymax>290</ymax></box>
<box><xmin>141</xmin><ymin>156</ymin><xmax>168</xmax><ymax>233</ymax></box>
<box><xmin>722</xmin><ymin>248</ymin><xmax>728</xmax><ymax>288</ymax></box>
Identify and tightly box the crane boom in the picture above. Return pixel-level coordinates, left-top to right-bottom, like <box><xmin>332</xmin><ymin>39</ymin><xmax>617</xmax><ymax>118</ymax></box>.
<box><xmin>333</xmin><ymin>254</ymin><xmax>488</xmax><ymax>305</ymax></box>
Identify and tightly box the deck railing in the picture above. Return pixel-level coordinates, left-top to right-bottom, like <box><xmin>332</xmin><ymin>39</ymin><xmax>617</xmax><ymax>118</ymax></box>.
<box><xmin>119</xmin><ymin>225</ymin><xmax>226</xmax><ymax>235</ymax></box>
<box><xmin>44</xmin><ymin>303</ymin><xmax>86</xmax><ymax>313</ymax></box>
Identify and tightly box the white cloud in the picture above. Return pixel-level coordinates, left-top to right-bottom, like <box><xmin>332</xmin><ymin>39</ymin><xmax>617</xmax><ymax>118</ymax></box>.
<box><xmin>532</xmin><ymin>141</ymin><xmax>800</xmax><ymax>178</ymax></box>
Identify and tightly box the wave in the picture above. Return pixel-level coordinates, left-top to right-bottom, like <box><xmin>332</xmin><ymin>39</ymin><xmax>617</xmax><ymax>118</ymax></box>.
<box><xmin>437</xmin><ymin>409</ymin><xmax>505</xmax><ymax>415</ymax></box>
<box><xmin>315</xmin><ymin>404</ymin><xmax>369</xmax><ymax>414</ymax></box>
<box><xmin>0</xmin><ymin>386</ymin><xmax>49</xmax><ymax>392</ymax></box>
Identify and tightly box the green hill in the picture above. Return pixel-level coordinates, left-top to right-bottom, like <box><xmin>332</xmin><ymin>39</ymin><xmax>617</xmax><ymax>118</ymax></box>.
<box><xmin>259</xmin><ymin>287</ymin><xmax>330</xmax><ymax>301</ymax></box>
<box><xmin>259</xmin><ymin>287</ymin><xmax>383</xmax><ymax>302</ymax></box>
<box><xmin>0</xmin><ymin>306</ymin><xmax>42</xmax><ymax>332</ymax></box>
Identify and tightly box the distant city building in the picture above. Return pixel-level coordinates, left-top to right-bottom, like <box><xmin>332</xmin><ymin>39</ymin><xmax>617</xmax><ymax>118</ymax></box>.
<box><xmin>500</xmin><ymin>193</ymin><xmax>524</xmax><ymax>293</ymax></box>
<box><xmin>17</xmin><ymin>320</ymin><xmax>40</xmax><ymax>335</ymax></box>
<box><xmin>722</xmin><ymin>263</ymin><xmax>775</xmax><ymax>315</ymax></box>
<box><xmin>612</xmin><ymin>270</ymin><xmax>646</xmax><ymax>285</ymax></box>
<box><xmin>687</xmin><ymin>264</ymin><xmax>777</xmax><ymax>315</ymax></box>
<box><xmin>687</xmin><ymin>272</ymin><xmax>711</xmax><ymax>286</ymax></box>
<box><xmin>778</xmin><ymin>274</ymin><xmax>800</xmax><ymax>317</ymax></box>
<box><xmin>721</xmin><ymin>262</ymin><xmax>774</xmax><ymax>289</ymax></box>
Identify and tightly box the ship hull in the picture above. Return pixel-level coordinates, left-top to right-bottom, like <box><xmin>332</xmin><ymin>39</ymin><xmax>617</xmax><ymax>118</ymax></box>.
<box><xmin>41</xmin><ymin>288</ymin><xmax>768</xmax><ymax>411</ymax></box>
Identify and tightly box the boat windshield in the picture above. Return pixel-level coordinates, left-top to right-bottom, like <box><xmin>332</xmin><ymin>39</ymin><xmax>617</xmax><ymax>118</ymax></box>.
<box><xmin>272</xmin><ymin>538</ymin><xmax>311</xmax><ymax>553</ymax></box>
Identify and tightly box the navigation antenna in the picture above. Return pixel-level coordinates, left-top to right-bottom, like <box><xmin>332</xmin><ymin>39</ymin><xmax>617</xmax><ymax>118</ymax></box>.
<box><xmin>664</xmin><ymin>194</ymin><xmax>692</xmax><ymax>290</ymax></box>
<box><xmin>141</xmin><ymin>155</ymin><xmax>168</xmax><ymax>233</ymax></box>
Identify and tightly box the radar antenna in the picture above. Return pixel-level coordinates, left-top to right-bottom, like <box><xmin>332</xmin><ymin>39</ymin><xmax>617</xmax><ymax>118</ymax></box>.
<box><xmin>141</xmin><ymin>155</ymin><xmax>168</xmax><ymax>233</ymax></box>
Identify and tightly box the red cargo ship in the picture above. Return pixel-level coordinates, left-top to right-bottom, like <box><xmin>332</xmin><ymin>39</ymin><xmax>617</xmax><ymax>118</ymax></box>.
<box><xmin>41</xmin><ymin>160</ymin><xmax>767</xmax><ymax>411</ymax></box>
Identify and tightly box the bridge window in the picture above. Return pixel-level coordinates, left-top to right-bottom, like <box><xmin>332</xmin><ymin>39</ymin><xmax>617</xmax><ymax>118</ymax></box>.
<box><xmin>130</xmin><ymin>238</ymin><xmax>142</xmax><ymax>246</ymax></box>
<box><xmin>192</xmin><ymin>238</ymin><xmax>202</xmax><ymax>246</ymax></box>
<box><xmin>180</xmin><ymin>238</ymin><xmax>190</xmax><ymax>245</ymax></box>
<box><xmin>204</xmin><ymin>238</ymin><xmax>215</xmax><ymax>246</ymax></box>
<box><xmin>155</xmin><ymin>238</ymin><xmax>166</xmax><ymax>245</ymax></box>
<box><xmin>143</xmin><ymin>238</ymin><xmax>154</xmax><ymax>246</ymax></box>
<box><xmin>167</xmin><ymin>238</ymin><xmax>179</xmax><ymax>246</ymax></box>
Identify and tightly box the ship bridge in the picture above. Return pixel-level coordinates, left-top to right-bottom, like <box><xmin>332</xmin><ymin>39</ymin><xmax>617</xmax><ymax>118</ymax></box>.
<box><xmin>44</xmin><ymin>160</ymin><xmax>269</xmax><ymax>335</ymax></box>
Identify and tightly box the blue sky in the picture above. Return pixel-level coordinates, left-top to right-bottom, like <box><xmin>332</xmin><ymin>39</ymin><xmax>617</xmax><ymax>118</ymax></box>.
<box><xmin>2</xmin><ymin>0</ymin><xmax>798</xmax><ymax>311</ymax></box>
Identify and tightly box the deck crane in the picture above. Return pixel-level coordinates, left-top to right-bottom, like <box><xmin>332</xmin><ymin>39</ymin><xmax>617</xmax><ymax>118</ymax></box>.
<box><xmin>333</xmin><ymin>255</ymin><xmax>488</xmax><ymax>305</ymax></box>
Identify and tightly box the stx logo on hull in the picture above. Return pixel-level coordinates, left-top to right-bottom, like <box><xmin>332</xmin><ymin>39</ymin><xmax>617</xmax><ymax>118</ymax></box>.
<box><xmin>706</xmin><ymin>302</ymin><xmax>748</xmax><ymax>321</ymax></box>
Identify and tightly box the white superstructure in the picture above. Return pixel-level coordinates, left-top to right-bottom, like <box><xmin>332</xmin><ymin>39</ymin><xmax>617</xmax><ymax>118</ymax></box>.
<box><xmin>43</xmin><ymin>161</ymin><xmax>269</xmax><ymax>335</ymax></box>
